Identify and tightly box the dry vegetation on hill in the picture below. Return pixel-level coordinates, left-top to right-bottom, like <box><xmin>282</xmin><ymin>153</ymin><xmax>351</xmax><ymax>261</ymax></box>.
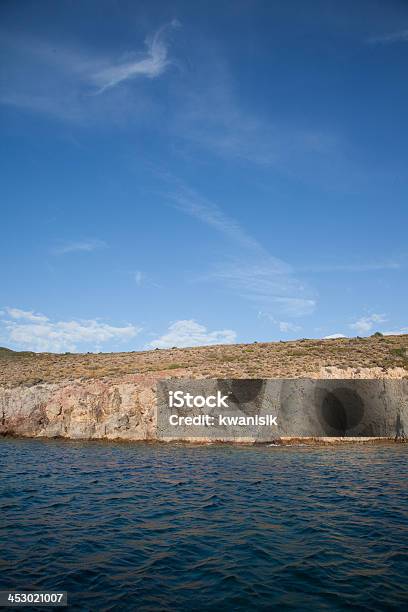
<box><xmin>1</xmin><ymin>334</ymin><xmax>408</xmax><ymax>388</ymax></box>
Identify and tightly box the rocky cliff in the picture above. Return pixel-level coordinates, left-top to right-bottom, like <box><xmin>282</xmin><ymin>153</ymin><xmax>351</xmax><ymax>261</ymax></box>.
<box><xmin>1</xmin><ymin>335</ymin><xmax>408</xmax><ymax>441</ymax></box>
<box><xmin>1</xmin><ymin>367</ymin><xmax>407</xmax><ymax>442</ymax></box>
<box><xmin>0</xmin><ymin>375</ymin><xmax>157</xmax><ymax>440</ymax></box>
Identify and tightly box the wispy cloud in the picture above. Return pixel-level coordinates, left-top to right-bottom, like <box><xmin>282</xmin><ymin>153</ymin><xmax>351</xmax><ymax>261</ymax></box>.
<box><xmin>210</xmin><ymin>260</ymin><xmax>316</xmax><ymax>316</ymax></box>
<box><xmin>160</xmin><ymin>176</ymin><xmax>316</xmax><ymax>318</ymax></box>
<box><xmin>92</xmin><ymin>20</ymin><xmax>180</xmax><ymax>94</ymax></box>
<box><xmin>125</xmin><ymin>269</ymin><xmax>162</xmax><ymax>289</ymax></box>
<box><xmin>175</xmin><ymin>79</ymin><xmax>337</xmax><ymax>172</ymax></box>
<box><xmin>169</xmin><ymin>55</ymin><xmax>355</xmax><ymax>192</ymax></box>
<box><xmin>133</xmin><ymin>271</ymin><xmax>144</xmax><ymax>286</ymax></box>
<box><xmin>258</xmin><ymin>312</ymin><xmax>302</xmax><ymax>333</ymax></box>
<box><xmin>0</xmin><ymin>307</ymin><xmax>140</xmax><ymax>352</ymax></box>
<box><xmin>349</xmin><ymin>313</ymin><xmax>387</xmax><ymax>335</ymax></box>
<box><xmin>368</xmin><ymin>29</ymin><xmax>408</xmax><ymax>44</ymax></box>
<box><xmin>0</xmin><ymin>21</ymin><xmax>179</xmax><ymax>120</ymax></box>
<box><xmin>148</xmin><ymin>319</ymin><xmax>236</xmax><ymax>349</ymax></box>
<box><xmin>164</xmin><ymin>180</ymin><xmax>263</xmax><ymax>252</ymax></box>
<box><xmin>52</xmin><ymin>239</ymin><xmax>107</xmax><ymax>255</ymax></box>
<box><xmin>298</xmin><ymin>261</ymin><xmax>402</xmax><ymax>273</ymax></box>
<box><xmin>168</xmin><ymin>42</ymin><xmax>387</xmax><ymax>193</ymax></box>
<box><xmin>278</xmin><ymin>321</ymin><xmax>301</xmax><ymax>333</ymax></box>
<box><xmin>323</xmin><ymin>333</ymin><xmax>346</xmax><ymax>340</ymax></box>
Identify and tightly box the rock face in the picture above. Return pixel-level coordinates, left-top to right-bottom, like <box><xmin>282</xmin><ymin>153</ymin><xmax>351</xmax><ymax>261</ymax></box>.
<box><xmin>157</xmin><ymin>378</ymin><xmax>408</xmax><ymax>442</ymax></box>
<box><xmin>278</xmin><ymin>379</ymin><xmax>408</xmax><ymax>439</ymax></box>
<box><xmin>0</xmin><ymin>375</ymin><xmax>157</xmax><ymax>440</ymax></box>
<box><xmin>0</xmin><ymin>371</ymin><xmax>407</xmax><ymax>442</ymax></box>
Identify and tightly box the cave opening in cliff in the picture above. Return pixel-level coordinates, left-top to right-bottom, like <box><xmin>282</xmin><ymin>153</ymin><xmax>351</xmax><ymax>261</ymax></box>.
<box><xmin>319</xmin><ymin>387</ymin><xmax>365</xmax><ymax>436</ymax></box>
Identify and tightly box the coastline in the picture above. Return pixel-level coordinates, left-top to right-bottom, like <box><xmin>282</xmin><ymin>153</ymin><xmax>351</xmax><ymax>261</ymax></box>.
<box><xmin>1</xmin><ymin>336</ymin><xmax>407</xmax><ymax>444</ymax></box>
<box><xmin>1</xmin><ymin>373</ymin><xmax>407</xmax><ymax>444</ymax></box>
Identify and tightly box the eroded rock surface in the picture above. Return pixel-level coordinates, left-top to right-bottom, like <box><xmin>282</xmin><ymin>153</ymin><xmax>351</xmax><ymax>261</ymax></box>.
<box><xmin>0</xmin><ymin>375</ymin><xmax>157</xmax><ymax>440</ymax></box>
<box><xmin>1</xmin><ymin>368</ymin><xmax>407</xmax><ymax>441</ymax></box>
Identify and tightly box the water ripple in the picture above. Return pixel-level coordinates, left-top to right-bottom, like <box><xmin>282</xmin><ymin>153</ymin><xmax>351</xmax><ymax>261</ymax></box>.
<box><xmin>0</xmin><ymin>439</ymin><xmax>407</xmax><ymax>611</ymax></box>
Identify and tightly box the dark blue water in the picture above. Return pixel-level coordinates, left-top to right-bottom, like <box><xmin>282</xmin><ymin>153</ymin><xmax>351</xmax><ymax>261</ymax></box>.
<box><xmin>1</xmin><ymin>439</ymin><xmax>407</xmax><ymax>611</ymax></box>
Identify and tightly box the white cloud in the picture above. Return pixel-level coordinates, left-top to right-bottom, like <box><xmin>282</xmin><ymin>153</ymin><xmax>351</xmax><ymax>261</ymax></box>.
<box><xmin>257</xmin><ymin>311</ymin><xmax>301</xmax><ymax>333</ymax></box>
<box><xmin>383</xmin><ymin>328</ymin><xmax>408</xmax><ymax>336</ymax></box>
<box><xmin>5</xmin><ymin>307</ymin><xmax>49</xmax><ymax>323</ymax></box>
<box><xmin>278</xmin><ymin>321</ymin><xmax>301</xmax><ymax>333</ymax></box>
<box><xmin>323</xmin><ymin>333</ymin><xmax>346</xmax><ymax>340</ymax></box>
<box><xmin>92</xmin><ymin>20</ymin><xmax>180</xmax><ymax>93</ymax></box>
<box><xmin>148</xmin><ymin>319</ymin><xmax>236</xmax><ymax>349</ymax></box>
<box><xmin>368</xmin><ymin>29</ymin><xmax>408</xmax><ymax>44</ymax></box>
<box><xmin>349</xmin><ymin>313</ymin><xmax>387</xmax><ymax>335</ymax></box>
<box><xmin>0</xmin><ymin>308</ymin><xmax>140</xmax><ymax>352</ymax></box>
<box><xmin>52</xmin><ymin>239</ymin><xmax>107</xmax><ymax>255</ymax></box>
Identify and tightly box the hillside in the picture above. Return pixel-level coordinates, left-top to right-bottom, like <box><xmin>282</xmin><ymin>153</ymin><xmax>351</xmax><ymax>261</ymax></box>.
<box><xmin>1</xmin><ymin>334</ymin><xmax>407</xmax><ymax>388</ymax></box>
<box><xmin>0</xmin><ymin>347</ymin><xmax>36</xmax><ymax>358</ymax></box>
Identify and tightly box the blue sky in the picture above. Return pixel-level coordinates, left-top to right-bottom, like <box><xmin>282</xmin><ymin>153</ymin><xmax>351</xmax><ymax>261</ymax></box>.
<box><xmin>1</xmin><ymin>0</ymin><xmax>407</xmax><ymax>352</ymax></box>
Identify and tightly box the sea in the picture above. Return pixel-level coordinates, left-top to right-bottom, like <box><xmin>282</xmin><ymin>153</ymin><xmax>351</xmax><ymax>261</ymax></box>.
<box><xmin>1</xmin><ymin>438</ymin><xmax>407</xmax><ymax>611</ymax></box>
